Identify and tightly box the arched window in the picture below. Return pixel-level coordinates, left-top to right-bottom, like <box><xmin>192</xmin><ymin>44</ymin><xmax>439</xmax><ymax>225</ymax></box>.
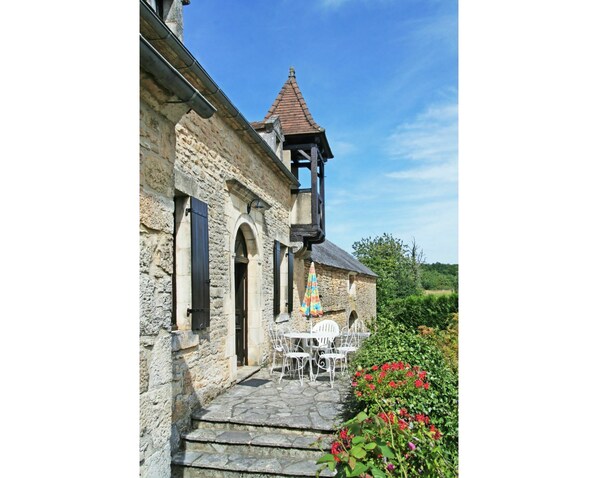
<box><xmin>349</xmin><ymin>310</ymin><xmax>358</xmax><ymax>328</ymax></box>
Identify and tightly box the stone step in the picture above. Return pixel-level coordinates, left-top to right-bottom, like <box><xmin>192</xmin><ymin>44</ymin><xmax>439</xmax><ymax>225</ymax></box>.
<box><xmin>171</xmin><ymin>450</ymin><xmax>336</xmax><ymax>477</ymax></box>
<box><xmin>192</xmin><ymin>417</ymin><xmax>333</xmax><ymax>435</ymax></box>
<box><xmin>181</xmin><ymin>426</ymin><xmax>332</xmax><ymax>460</ymax></box>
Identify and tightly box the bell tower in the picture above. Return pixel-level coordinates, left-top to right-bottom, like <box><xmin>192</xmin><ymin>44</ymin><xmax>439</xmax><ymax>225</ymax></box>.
<box><xmin>255</xmin><ymin>67</ymin><xmax>334</xmax><ymax>247</ymax></box>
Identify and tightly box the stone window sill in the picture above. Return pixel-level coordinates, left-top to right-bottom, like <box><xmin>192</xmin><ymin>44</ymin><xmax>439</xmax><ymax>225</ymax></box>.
<box><xmin>172</xmin><ymin>329</ymin><xmax>199</xmax><ymax>352</ymax></box>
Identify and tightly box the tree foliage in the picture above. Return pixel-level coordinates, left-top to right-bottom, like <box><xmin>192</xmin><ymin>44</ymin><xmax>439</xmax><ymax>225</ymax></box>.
<box><xmin>382</xmin><ymin>293</ymin><xmax>458</xmax><ymax>329</ymax></box>
<box><xmin>421</xmin><ymin>263</ymin><xmax>458</xmax><ymax>291</ymax></box>
<box><xmin>352</xmin><ymin>234</ymin><xmax>423</xmax><ymax>316</ymax></box>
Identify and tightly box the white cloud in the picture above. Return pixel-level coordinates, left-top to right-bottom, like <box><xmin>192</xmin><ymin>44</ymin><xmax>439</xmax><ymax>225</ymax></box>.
<box><xmin>387</xmin><ymin>102</ymin><xmax>457</xmax><ymax>163</ymax></box>
<box><xmin>386</xmin><ymin>162</ymin><xmax>457</xmax><ymax>182</ymax></box>
<box><xmin>384</xmin><ymin>100</ymin><xmax>458</xmax><ymax>185</ymax></box>
<box><xmin>332</xmin><ymin>140</ymin><xmax>358</xmax><ymax>156</ymax></box>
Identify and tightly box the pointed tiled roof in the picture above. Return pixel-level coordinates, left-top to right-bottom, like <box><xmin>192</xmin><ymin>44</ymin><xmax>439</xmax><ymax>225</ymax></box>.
<box><xmin>264</xmin><ymin>67</ymin><xmax>324</xmax><ymax>136</ymax></box>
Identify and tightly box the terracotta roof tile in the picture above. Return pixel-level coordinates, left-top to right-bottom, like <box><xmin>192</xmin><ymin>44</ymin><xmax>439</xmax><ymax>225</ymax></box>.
<box><xmin>264</xmin><ymin>67</ymin><xmax>324</xmax><ymax>136</ymax></box>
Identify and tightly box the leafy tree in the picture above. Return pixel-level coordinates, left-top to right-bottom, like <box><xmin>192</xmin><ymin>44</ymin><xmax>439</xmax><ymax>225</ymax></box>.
<box><xmin>421</xmin><ymin>263</ymin><xmax>458</xmax><ymax>291</ymax></box>
<box><xmin>352</xmin><ymin>233</ymin><xmax>423</xmax><ymax>315</ymax></box>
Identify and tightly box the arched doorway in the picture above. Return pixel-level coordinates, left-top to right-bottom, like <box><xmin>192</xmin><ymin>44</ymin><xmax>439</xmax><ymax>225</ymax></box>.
<box><xmin>234</xmin><ymin>230</ymin><xmax>249</xmax><ymax>366</ymax></box>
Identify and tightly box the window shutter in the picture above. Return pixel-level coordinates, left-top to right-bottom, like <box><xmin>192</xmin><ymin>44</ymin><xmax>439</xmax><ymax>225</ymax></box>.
<box><xmin>190</xmin><ymin>197</ymin><xmax>210</xmax><ymax>330</ymax></box>
<box><xmin>287</xmin><ymin>248</ymin><xmax>294</xmax><ymax>313</ymax></box>
<box><xmin>273</xmin><ymin>240</ymin><xmax>281</xmax><ymax>317</ymax></box>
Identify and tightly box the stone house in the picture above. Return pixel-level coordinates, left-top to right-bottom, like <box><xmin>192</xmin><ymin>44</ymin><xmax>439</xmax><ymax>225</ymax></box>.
<box><xmin>139</xmin><ymin>1</ymin><xmax>376</xmax><ymax>476</ymax></box>
<box><xmin>305</xmin><ymin>240</ymin><xmax>377</xmax><ymax>329</ymax></box>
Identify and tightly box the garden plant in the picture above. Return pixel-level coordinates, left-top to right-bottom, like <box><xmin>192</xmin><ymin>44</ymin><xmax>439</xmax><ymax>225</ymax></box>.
<box><xmin>318</xmin><ymin>301</ymin><xmax>458</xmax><ymax>476</ymax></box>
<box><xmin>317</xmin><ymin>361</ymin><xmax>456</xmax><ymax>477</ymax></box>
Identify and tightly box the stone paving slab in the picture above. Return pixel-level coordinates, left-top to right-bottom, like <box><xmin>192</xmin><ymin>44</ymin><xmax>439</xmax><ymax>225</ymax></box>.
<box><xmin>172</xmin><ymin>450</ymin><xmax>336</xmax><ymax>477</ymax></box>
<box><xmin>185</xmin><ymin>426</ymin><xmax>332</xmax><ymax>450</ymax></box>
<box><xmin>193</xmin><ymin>368</ymin><xmax>351</xmax><ymax>432</ymax></box>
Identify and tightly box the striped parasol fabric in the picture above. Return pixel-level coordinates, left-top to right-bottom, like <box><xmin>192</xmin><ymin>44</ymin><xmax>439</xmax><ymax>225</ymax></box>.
<box><xmin>300</xmin><ymin>262</ymin><xmax>323</xmax><ymax>330</ymax></box>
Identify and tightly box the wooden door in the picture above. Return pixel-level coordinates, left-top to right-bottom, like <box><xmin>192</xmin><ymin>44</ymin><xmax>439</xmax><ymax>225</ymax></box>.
<box><xmin>235</xmin><ymin>262</ymin><xmax>248</xmax><ymax>366</ymax></box>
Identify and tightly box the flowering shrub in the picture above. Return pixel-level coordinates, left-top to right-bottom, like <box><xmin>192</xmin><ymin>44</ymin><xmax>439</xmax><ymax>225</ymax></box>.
<box><xmin>317</xmin><ymin>361</ymin><xmax>457</xmax><ymax>477</ymax></box>
<box><xmin>351</xmin><ymin>361</ymin><xmax>430</xmax><ymax>410</ymax></box>
<box><xmin>351</xmin><ymin>319</ymin><xmax>458</xmax><ymax>459</ymax></box>
<box><xmin>317</xmin><ymin>407</ymin><xmax>455</xmax><ymax>477</ymax></box>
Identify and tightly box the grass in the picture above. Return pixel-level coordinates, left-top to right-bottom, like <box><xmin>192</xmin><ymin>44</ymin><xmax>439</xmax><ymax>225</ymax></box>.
<box><xmin>423</xmin><ymin>289</ymin><xmax>454</xmax><ymax>295</ymax></box>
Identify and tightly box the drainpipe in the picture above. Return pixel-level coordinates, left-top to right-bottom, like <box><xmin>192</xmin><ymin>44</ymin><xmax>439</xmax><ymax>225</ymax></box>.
<box><xmin>140</xmin><ymin>35</ymin><xmax>215</xmax><ymax>119</ymax></box>
<box><xmin>140</xmin><ymin>0</ymin><xmax>299</xmax><ymax>186</ymax></box>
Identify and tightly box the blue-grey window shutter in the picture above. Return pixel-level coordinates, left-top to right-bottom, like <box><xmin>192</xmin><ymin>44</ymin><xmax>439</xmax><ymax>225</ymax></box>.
<box><xmin>287</xmin><ymin>249</ymin><xmax>294</xmax><ymax>313</ymax></box>
<box><xmin>273</xmin><ymin>240</ymin><xmax>281</xmax><ymax>317</ymax></box>
<box><xmin>190</xmin><ymin>197</ymin><xmax>210</xmax><ymax>330</ymax></box>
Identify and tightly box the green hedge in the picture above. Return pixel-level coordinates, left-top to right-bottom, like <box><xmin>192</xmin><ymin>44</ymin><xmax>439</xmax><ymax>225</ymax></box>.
<box><xmin>381</xmin><ymin>293</ymin><xmax>458</xmax><ymax>330</ymax></box>
<box><xmin>351</xmin><ymin>318</ymin><xmax>459</xmax><ymax>463</ymax></box>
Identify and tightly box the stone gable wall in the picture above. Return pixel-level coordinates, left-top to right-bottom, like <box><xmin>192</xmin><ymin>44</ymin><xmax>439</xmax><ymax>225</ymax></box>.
<box><xmin>295</xmin><ymin>262</ymin><xmax>377</xmax><ymax>330</ymax></box>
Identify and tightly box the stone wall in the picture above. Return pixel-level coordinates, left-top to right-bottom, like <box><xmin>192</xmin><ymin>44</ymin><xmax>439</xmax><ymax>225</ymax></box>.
<box><xmin>169</xmin><ymin>107</ymin><xmax>294</xmax><ymax>450</ymax></box>
<box><xmin>293</xmin><ymin>261</ymin><xmax>377</xmax><ymax>330</ymax></box>
<box><xmin>139</xmin><ymin>84</ymin><xmax>178</xmax><ymax>478</ymax></box>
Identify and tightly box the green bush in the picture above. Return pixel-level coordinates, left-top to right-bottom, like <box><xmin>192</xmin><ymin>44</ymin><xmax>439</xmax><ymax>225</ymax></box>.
<box><xmin>350</xmin><ymin>319</ymin><xmax>458</xmax><ymax>461</ymax></box>
<box><xmin>419</xmin><ymin>313</ymin><xmax>459</xmax><ymax>375</ymax></box>
<box><xmin>318</xmin><ymin>408</ymin><xmax>456</xmax><ymax>477</ymax></box>
<box><xmin>380</xmin><ymin>293</ymin><xmax>458</xmax><ymax>330</ymax></box>
<box><xmin>420</xmin><ymin>263</ymin><xmax>458</xmax><ymax>292</ymax></box>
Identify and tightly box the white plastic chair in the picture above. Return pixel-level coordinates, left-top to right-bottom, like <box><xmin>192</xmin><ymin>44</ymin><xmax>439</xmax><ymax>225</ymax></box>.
<box><xmin>311</xmin><ymin>319</ymin><xmax>340</xmax><ymax>354</ymax></box>
<box><xmin>268</xmin><ymin>322</ymin><xmax>289</xmax><ymax>375</ymax></box>
<box><xmin>351</xmin><ymin>318</ymin><xmax>370</xmax><ymax>347</ymax></box>
<box><xmin>317</xmin><ymin>350</ymin><xmax>345</xmax><ymax>387</ymax></box>
<box><xmin>311</xmin><ymin>320</ymin><xmax>342</xmax><ymax>387</ymax></box>
<box><xmin>279</xmin><ymin>333</ymin><xmax>311</xmax><ymax>386</ymax></box>
<box><xmin>336</xmin><ymin>326</ymin><xmax>358</xmax><ymax>374</ymax></box>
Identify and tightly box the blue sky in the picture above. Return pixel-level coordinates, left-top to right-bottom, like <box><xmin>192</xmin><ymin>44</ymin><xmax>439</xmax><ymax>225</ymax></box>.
<box><xmin>182</xmin><ymin>0</ymin><xmax>458</xmax><ymax>263</ymax></box>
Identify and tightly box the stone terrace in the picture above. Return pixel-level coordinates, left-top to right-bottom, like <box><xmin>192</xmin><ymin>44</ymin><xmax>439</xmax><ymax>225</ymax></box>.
<box><xmin>172</xmin><ymin>368</ymin><xmax>352</xmax><ymax>477</ymax></box>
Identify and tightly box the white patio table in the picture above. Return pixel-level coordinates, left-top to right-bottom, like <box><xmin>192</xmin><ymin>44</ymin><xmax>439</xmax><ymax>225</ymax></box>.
<box><xmin>283</xmin><ymin>330</ymin><xmax>338</xmax><ymax>381</ymax></box>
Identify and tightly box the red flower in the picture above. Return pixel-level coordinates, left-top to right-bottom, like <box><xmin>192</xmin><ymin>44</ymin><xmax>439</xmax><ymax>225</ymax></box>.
<box><xmin>415</xmin><ymin>379</ymin><xmax>423</xmax><ymax>388</ymax></box>
<box><xmin>418</xmin><ymin>371</ymin><xmax>427</xmax><ymax>379</ymax></box>
<box><xmin>398</xmin><ymin>419</ymin><xmax>408</xmax><ymax>430</ymax></box>
<box><xmin>406</xmin><ymin>371</ymin><xmax>415</xmax><ymax>378</ymax></box>
<box><xmin>356</xmin><ymin>391</ymin><xmax>362</xmax><ymax>397</ymax></box>
<box><xmin>424</xmin><ymin>382</ymin><xmax>430</xmax><ymax>390</ymax></box>
<box><xmin>382</xmin><ymin>363</ymin><xmax>390</xmax><ymax>371</ymax></box>
<box><xmin>340</xmin><ymin>428</ymin><xmax>349</xmax><ymax>440</ymax></box>
<box><xmin>388</xmin><ymin>381</ymin><xmax>397</xmax><ymax>388</ymax></box>
<box><xmin>372</xmin><ymin>365</ymin><xmax>379</xmax><ymax>371</ymax></box>
<box><xmin>391</xmin><ymin>362</ymin><xmax>400</xmax><ymax>370</ymax></box>
<box><xmin>369</xmin><ymin>383</ymin><xmax>376</xmax><ymax>390</ymax></box>
<box><xmin>398</xmin><ymin>361</ymin><xmax>405</xmax><ymax>370</ymax></box>
<box><xmin>415</xmin><ymin>414</ymin><xmax>426</xmax><ymax>423</ymax></box>
<box><xmin>354</xmin><ymin>371</ymin><xmax>361</xmax><ymax>378</ymax></box>
<box><xmin>364</xmin><ymin>374</ymin><xmax>373</xmax><ymax>381</ymax></box>
<box><xmin>331</xmin><ymin>441</ymin><xmax>343</xmax><ymax>462</ymax></box>
<box><xmin>399</xmin><ymin>408</ymin><xmax>408</xmax><ymax>416</ymax></box>
<box><xmin>351</xmin><ymin>381</ymin><xmax>358</xmax><ymax>387</ymax></box>
<box><xmin>379</xmin><ymin>371</ymin><xmax>387</xmax><ymax>380</ymax></box>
